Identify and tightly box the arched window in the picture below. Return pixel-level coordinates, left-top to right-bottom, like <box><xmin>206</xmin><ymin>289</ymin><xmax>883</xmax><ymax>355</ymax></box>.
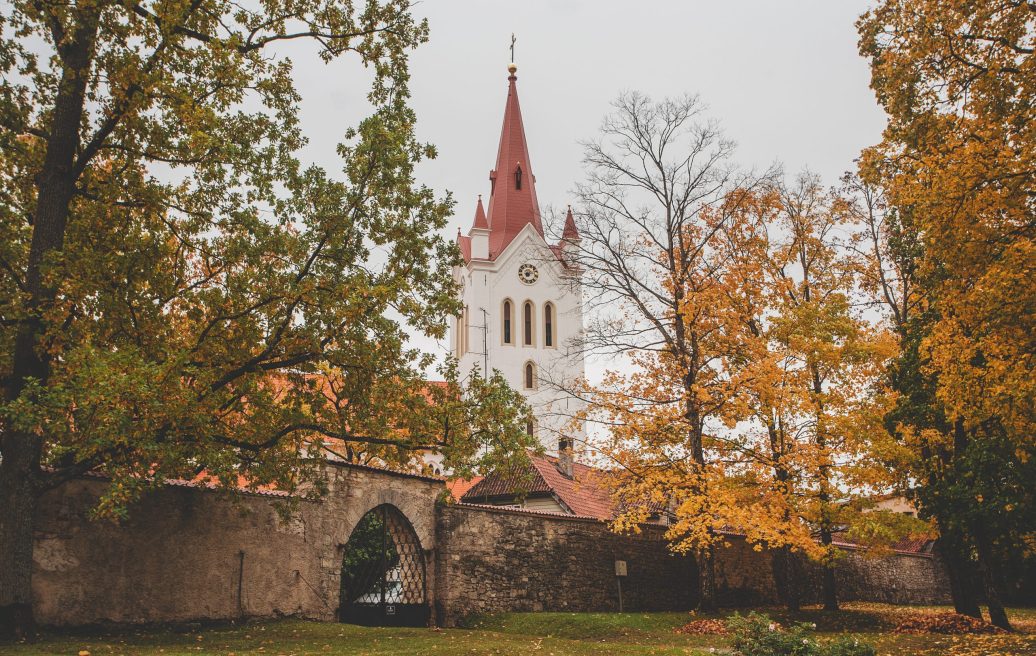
<box><xmin>544</xmin><ymin>302</ymin><xmax>554</xmax><ymax>348</ymax></box>
<box><xmin>524</xmin><ymin>361</ymin><xmax>535</xmax><ymax>389</ymax></box>
<box><xmin>502</xmin><ymin>300</ymin><xmax>513</xmax><ymax>344</ymax></box>
<box><xmin>525</xmin><ymin>418</ymin><xmax>534</xmax><ymax>437</ymax></box>
<box><xmin>523</xmin><ymin>301</ymin><xmax>533</xmax><ymax>345</ymax></box>
<box><xmin>514</xmin><ymin>165</ymin><xmax>523</xmax><ymax>190</ymax></box>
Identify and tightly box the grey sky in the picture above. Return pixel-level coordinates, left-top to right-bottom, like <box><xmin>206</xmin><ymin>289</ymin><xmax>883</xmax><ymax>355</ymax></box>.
<box><xmin>288</xmin><ymin>0</ymin><xmax>887</xmax><ymax>374</ymax></box>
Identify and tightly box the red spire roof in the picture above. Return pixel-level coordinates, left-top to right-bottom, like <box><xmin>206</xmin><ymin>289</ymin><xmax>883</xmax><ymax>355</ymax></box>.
<box><xmin>562</xmin><ymin>206</ymin><xmax>579</xmax><ymax>240</ymax></box>
<box><xmin>456</xmin><ymin>228</ymin><xmax>471</xmax><ymax>261</ymax></box>
<box><xmin>472</xmin><ymin>195</ymin><xmax>489</xmax><ymax>230</ymax></box>
<box><xmin>485</xmin><ymin>65</ymin><xmax>543</xmax><ymax>258</ymax></box>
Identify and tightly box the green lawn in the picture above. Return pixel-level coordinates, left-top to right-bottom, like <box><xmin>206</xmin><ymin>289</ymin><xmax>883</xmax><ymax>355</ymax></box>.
<box><xmin>6</xmin><ymin>604</ymin><xmax>1035</xmax><ymax>656</ymax></box>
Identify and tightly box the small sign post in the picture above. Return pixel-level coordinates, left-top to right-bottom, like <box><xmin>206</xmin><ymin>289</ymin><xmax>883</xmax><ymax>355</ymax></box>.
<box><xmin>614</xmin><ymin>560</ymin><xmax>627</xmax><ymax>612</ymax></box>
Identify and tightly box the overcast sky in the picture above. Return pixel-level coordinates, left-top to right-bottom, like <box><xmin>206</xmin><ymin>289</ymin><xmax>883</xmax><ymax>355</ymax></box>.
<box><xmin>287</xmin><ymin>0</ymin><xmax>887</xmax><ymax>375</ymax></box>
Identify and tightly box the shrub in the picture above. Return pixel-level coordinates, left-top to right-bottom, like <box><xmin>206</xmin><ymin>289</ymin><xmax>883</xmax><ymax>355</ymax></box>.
<box><xmin>727</xmin><ymin>612</ymin><xmax>822</xmax><ymax>656</ymax></box>
<box><xmin>824</xmin><ymin>636</ymin><xmax>877</xmax><ymax>656</ymax></box>
<box><xmin>726</xmin><ymin>612</ymin><xmax>876</xmax><ymax>656</ymax></box>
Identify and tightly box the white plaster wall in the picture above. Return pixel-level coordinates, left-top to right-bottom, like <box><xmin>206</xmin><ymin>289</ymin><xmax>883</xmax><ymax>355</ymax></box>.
<box><xmin>522</xmin><ymin>496</ymin><xmax>567</xmax><ymax>514</ymax></box>
<box><xmin>453</xmin><ymin>225</ymin><xmax>586</xmax><ymax>453</ymax></box>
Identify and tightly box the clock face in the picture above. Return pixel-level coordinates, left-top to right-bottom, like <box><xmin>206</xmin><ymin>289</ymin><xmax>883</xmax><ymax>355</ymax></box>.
<box><xmin>518</xmin><ymin>263</ymin><xmax>539</xmax><ymax>285</ymax></box>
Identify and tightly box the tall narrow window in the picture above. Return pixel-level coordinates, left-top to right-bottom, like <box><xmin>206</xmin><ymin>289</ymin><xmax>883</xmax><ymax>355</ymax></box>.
<box><xmin>544</xmin><ymin>303</ymin><xmax>554</xmax><ymax>347</ymax></box>
<box><xmin>515</xmin><ymin>165</ymin><xmax>523</xmax><ymax>190</ymax></box>
<box><xmin>502</xmin><ymin>300</ymin><xmax>513</xmax><ymax>344</ymax></box>
<box><xmin>525</xmin><ymin>419</ymin><xmax>534</xmax><ymax>437</ymax></box>
<box><xmin>523</xmin><ymin>301</ymin><xmax>533</xmax><ymax>345</ymax></box>
<box><xmin>524</xmin><ymin>361</ymin><xmax>535</xmax><ymax>389</ymax></box>
<box><xmin>457</xmin><ymin>308</ymin><xmax>465</xmax><ymax>356</ymax></box>
<box><xmin>463</xmin><ymin>305</ymin><xmax>470</xmax><ymax>355</ymax></box>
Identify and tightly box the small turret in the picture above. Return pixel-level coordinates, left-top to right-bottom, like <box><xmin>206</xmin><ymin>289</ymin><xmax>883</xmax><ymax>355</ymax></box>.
<box><xmin>469</xmin><ymin>195</ymin><xmax>490</xmax><ymax>259</ymax></box>
<box><xmin>562</xmin><ymin>205</ymin><xmax>580</xmax><ymax>241</ymax></box>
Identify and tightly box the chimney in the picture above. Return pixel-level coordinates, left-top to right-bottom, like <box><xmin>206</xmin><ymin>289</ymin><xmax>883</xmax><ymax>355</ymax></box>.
<box><xmin>557</xmin><ymin>438</ymin><xmax>574</xmax><ymax>478</ymax></box>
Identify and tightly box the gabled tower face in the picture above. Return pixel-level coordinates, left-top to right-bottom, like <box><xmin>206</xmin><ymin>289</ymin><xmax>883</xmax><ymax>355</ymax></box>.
<box><xmin>453</xmin><ymin>64</ymin><xmax>585</xmax><ymax>455</ymax></box>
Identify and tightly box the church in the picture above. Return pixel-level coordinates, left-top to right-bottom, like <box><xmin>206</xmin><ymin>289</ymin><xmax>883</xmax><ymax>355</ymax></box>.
<box><xmin>452</xmin><ymin>63</ymin><xmax>586</xmax><ymax>457</ymax></box>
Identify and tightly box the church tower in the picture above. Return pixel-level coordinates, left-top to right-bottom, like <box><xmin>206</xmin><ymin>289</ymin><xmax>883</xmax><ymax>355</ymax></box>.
<box><xmin>453</xmin><ymin>63</ymin><xmax>586</xmax><ymax>454</ymax></box>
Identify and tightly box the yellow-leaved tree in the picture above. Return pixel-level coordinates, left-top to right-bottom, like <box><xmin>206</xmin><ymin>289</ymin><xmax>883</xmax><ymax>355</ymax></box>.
<box><xmin>857</xmin><ymin>0</ymin><xmax>1035</xmax><ymax>629</ymax></box>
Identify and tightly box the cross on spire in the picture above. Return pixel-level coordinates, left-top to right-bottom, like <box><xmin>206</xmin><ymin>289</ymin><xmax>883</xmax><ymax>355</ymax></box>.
<box><xmin>510</xmin><ymin>33</ymin><xmax>516</xmax><ymax>63</ymax></box>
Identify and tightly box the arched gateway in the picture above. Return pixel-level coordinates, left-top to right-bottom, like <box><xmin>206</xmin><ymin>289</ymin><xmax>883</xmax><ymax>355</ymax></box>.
<box><xmin>339</xmin><ymin>504</ymin><xmax>429</xmax><ymax>626</ymax></box>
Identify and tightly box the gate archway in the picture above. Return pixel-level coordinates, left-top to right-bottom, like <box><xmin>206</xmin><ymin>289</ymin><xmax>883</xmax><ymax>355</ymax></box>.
<box><xmin>339</xmin><ymin>504</ymin><xmax>428</xmax><ymax>626</ymax></box>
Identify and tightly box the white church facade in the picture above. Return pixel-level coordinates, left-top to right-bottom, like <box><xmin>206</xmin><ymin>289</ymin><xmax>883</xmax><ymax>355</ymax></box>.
<box><xmin>452</xmin><ymin>63</ymin><xmax>586</xmax><ymax>455</ymax></box>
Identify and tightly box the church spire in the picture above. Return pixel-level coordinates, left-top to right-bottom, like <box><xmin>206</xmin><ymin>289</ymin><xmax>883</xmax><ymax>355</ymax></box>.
<box><xmin>485</xmin><ymin>63</ymin><xmax>543</xmax><ymax>258</ymax></box>
<box><xmin>472</xmin><ymin>194</ymin><xmax>488</xmax><ymax>230</ymax></box>
<box><xmin>562</xmin><ymin>205</ymin><xmax>580</xmax><ymax>241</ymax></box>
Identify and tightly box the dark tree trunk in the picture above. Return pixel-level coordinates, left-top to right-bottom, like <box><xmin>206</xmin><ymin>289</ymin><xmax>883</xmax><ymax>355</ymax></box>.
<box><xmin>697</xmin><ymin>544</ymin><xmax>717</xmax><ymax>613</ymax></box>
<box><xmin>682</xmin><ymin>394</ymin><xmax>716</xmax><ymax>612</ymax></box>
<box><xmin>0</xmin><ymin>443</ymin><xmax>40</xmax><ymax>641</ymax></box>
<box><xmin>771</xmin><ymin>546</ymin><xmax>801</xmax><ymax>612</ymax></box>
<box><xmin>819</xmin><ymin>525</ymin><xmax>839</xmax><ymax>611</ymax></box>
<box><xmin>0</xmin><ymin>9</ymin><xmax>99</xmax><ymax>640</ymax></box>
<box><xmin>937</xmin><ymin>535</ymin><xmax>982</xmax><ymax>618</ymax></box>
<box><xmin>974</xmin><ymin>522</ymin><xmax>1012</xmax><ymax>631</ymax></box>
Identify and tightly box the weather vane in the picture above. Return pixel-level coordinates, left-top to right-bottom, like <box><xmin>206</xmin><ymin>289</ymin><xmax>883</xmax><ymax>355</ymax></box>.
<box><xmin>510</xmin><ymin>33</ymin><xmax>516</xmax><ymax>63</ymax></box>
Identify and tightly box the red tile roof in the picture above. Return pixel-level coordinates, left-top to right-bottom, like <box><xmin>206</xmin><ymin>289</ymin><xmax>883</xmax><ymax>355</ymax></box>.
<box><xmin>457</xmin><ymin>231</ymin><xmax>471</xmax><ymax>261</ymax></box>
<box><xmin>462</xmin><ymin>461</ymin><xmax>553</xmax><ymax>498</ymax></box>
<box><xmin>461</xmin><ymin>453</ymin><xmax>618</xmax><ymax>521</ymax></box>
<box><xmin>445</xmin><ymin>476</ymin><xmax>484</xmax><ymax>501</ymax></box>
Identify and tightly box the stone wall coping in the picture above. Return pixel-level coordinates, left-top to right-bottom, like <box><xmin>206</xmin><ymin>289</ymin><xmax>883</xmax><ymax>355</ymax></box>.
<box><xmin>323</xmin><ymin>459</ymin><xmax>446</xmax><ymax>484</ymax></box>
<box><xmin>69</xmin><ymin>458</ymin><xmax>445</xmax><ymax>502</ymax></box>
<box><xmin>717</xmin><ymin>528</ymin><xmax>936</xmax><ymax>560</ymax></box>
<box><xmin>71</xmin><ymin>469</ymin><xmax>303</xmax><ymax>501</ymax></box>
<box><xmin>451</xmin><ymin>502</ymin><xmax>670</xmax><ymax>535</ymax></box>
<box><xmin>453</xmin><ymin>501</ymin><xmax>607</xmax><ymax>523</ymax></box>
<box><xmin>832</xmin><ymin>541</ymin><xmax>936</xmax><ymax>559</ymax></box>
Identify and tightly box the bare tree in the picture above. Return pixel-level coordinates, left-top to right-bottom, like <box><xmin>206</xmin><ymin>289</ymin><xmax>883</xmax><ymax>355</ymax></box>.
<box><xmin>565</xmin><ymin>92</ymin><xmax>773</xmax><ymax>611</ymax></box>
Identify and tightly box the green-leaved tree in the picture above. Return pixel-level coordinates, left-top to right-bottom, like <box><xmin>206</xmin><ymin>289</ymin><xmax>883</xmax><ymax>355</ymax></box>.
<box><xmin>0</xmin><ymin>0</ymin><xmax>534</xmax><ymax>638</ymax></box>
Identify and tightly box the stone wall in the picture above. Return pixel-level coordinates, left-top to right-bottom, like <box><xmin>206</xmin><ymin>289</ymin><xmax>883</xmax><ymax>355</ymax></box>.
<box><xmin>32</xmin><ymin>464</ymin><xmax>442</xmax><ymax>626</ymax></box>
<box><xmin>434</xmin><ymin>504</ymin><xmax>696</xmax><ymax>625</ymax></box>
<box><xmin>32</xmin><ymin>469</ymin><xmax>951</xmax><ymax>629</ymax></box>
<box><xmin>714</xmin><ymin>536</ymin><xmax>952</xmax><ymax>607</ymax></box>
<box><xmin>834</xmin><ymin>547</ymin><xmax>952</xmax><ymax>605</ymax></box>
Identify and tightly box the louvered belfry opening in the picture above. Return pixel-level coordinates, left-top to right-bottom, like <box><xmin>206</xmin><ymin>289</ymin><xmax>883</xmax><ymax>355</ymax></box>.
<box><xmin>339</xmin><ymin>504</ymin><xmax>428</xmax><ymax>626</ymax></box>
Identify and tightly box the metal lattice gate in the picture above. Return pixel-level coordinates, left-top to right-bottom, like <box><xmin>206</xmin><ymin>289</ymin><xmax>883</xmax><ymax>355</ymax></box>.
<box><xmin>339</xmin><ymin>504</ymin><xmax>428</xmax><ymax>626</ymax></box>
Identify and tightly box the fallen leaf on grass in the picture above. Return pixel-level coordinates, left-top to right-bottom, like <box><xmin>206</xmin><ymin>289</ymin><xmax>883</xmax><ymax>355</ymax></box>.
<box><xmin>893</xmin><ymin>612</ymin><xmax>1005</xmax><ymax>635</ymax></box>
<box><xmin>675</xmin><ymin>619</ymin><xmax>729</xmax><ymax>635</ymax></box>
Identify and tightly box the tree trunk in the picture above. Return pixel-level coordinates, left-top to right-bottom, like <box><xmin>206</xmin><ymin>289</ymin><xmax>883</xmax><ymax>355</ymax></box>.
<box><xmin>974</xmin><ymin>522</ymin><xmax>1012</xmax><ymax>630</ymax></box>
<box><xmin>0</xmin><ymin>440</ymin><xmax>40</xmax><ymax>641</ymax></box>
<box><xmin>937</xmin><ymin>535</ymin><xmax>982</xmax><ymax>618</ymax></box>
<box><xmin>771</xmin><ymin>546</ymin><xmax>801</xmax><ymax>612</ymax></box>
<box><xmin>0</xmin><ymin>9</ymin><xmax>99</xmax><ymax>639</ymax></box>
<box><xmin>819</xmin><ymin>525</ymin><xmax>839</xmax><ymax>611</ymax></box>
<box><xmin>697</xmin><ymin>544</ymin><xmax>717</xmax><ymax>613</ymax></box>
